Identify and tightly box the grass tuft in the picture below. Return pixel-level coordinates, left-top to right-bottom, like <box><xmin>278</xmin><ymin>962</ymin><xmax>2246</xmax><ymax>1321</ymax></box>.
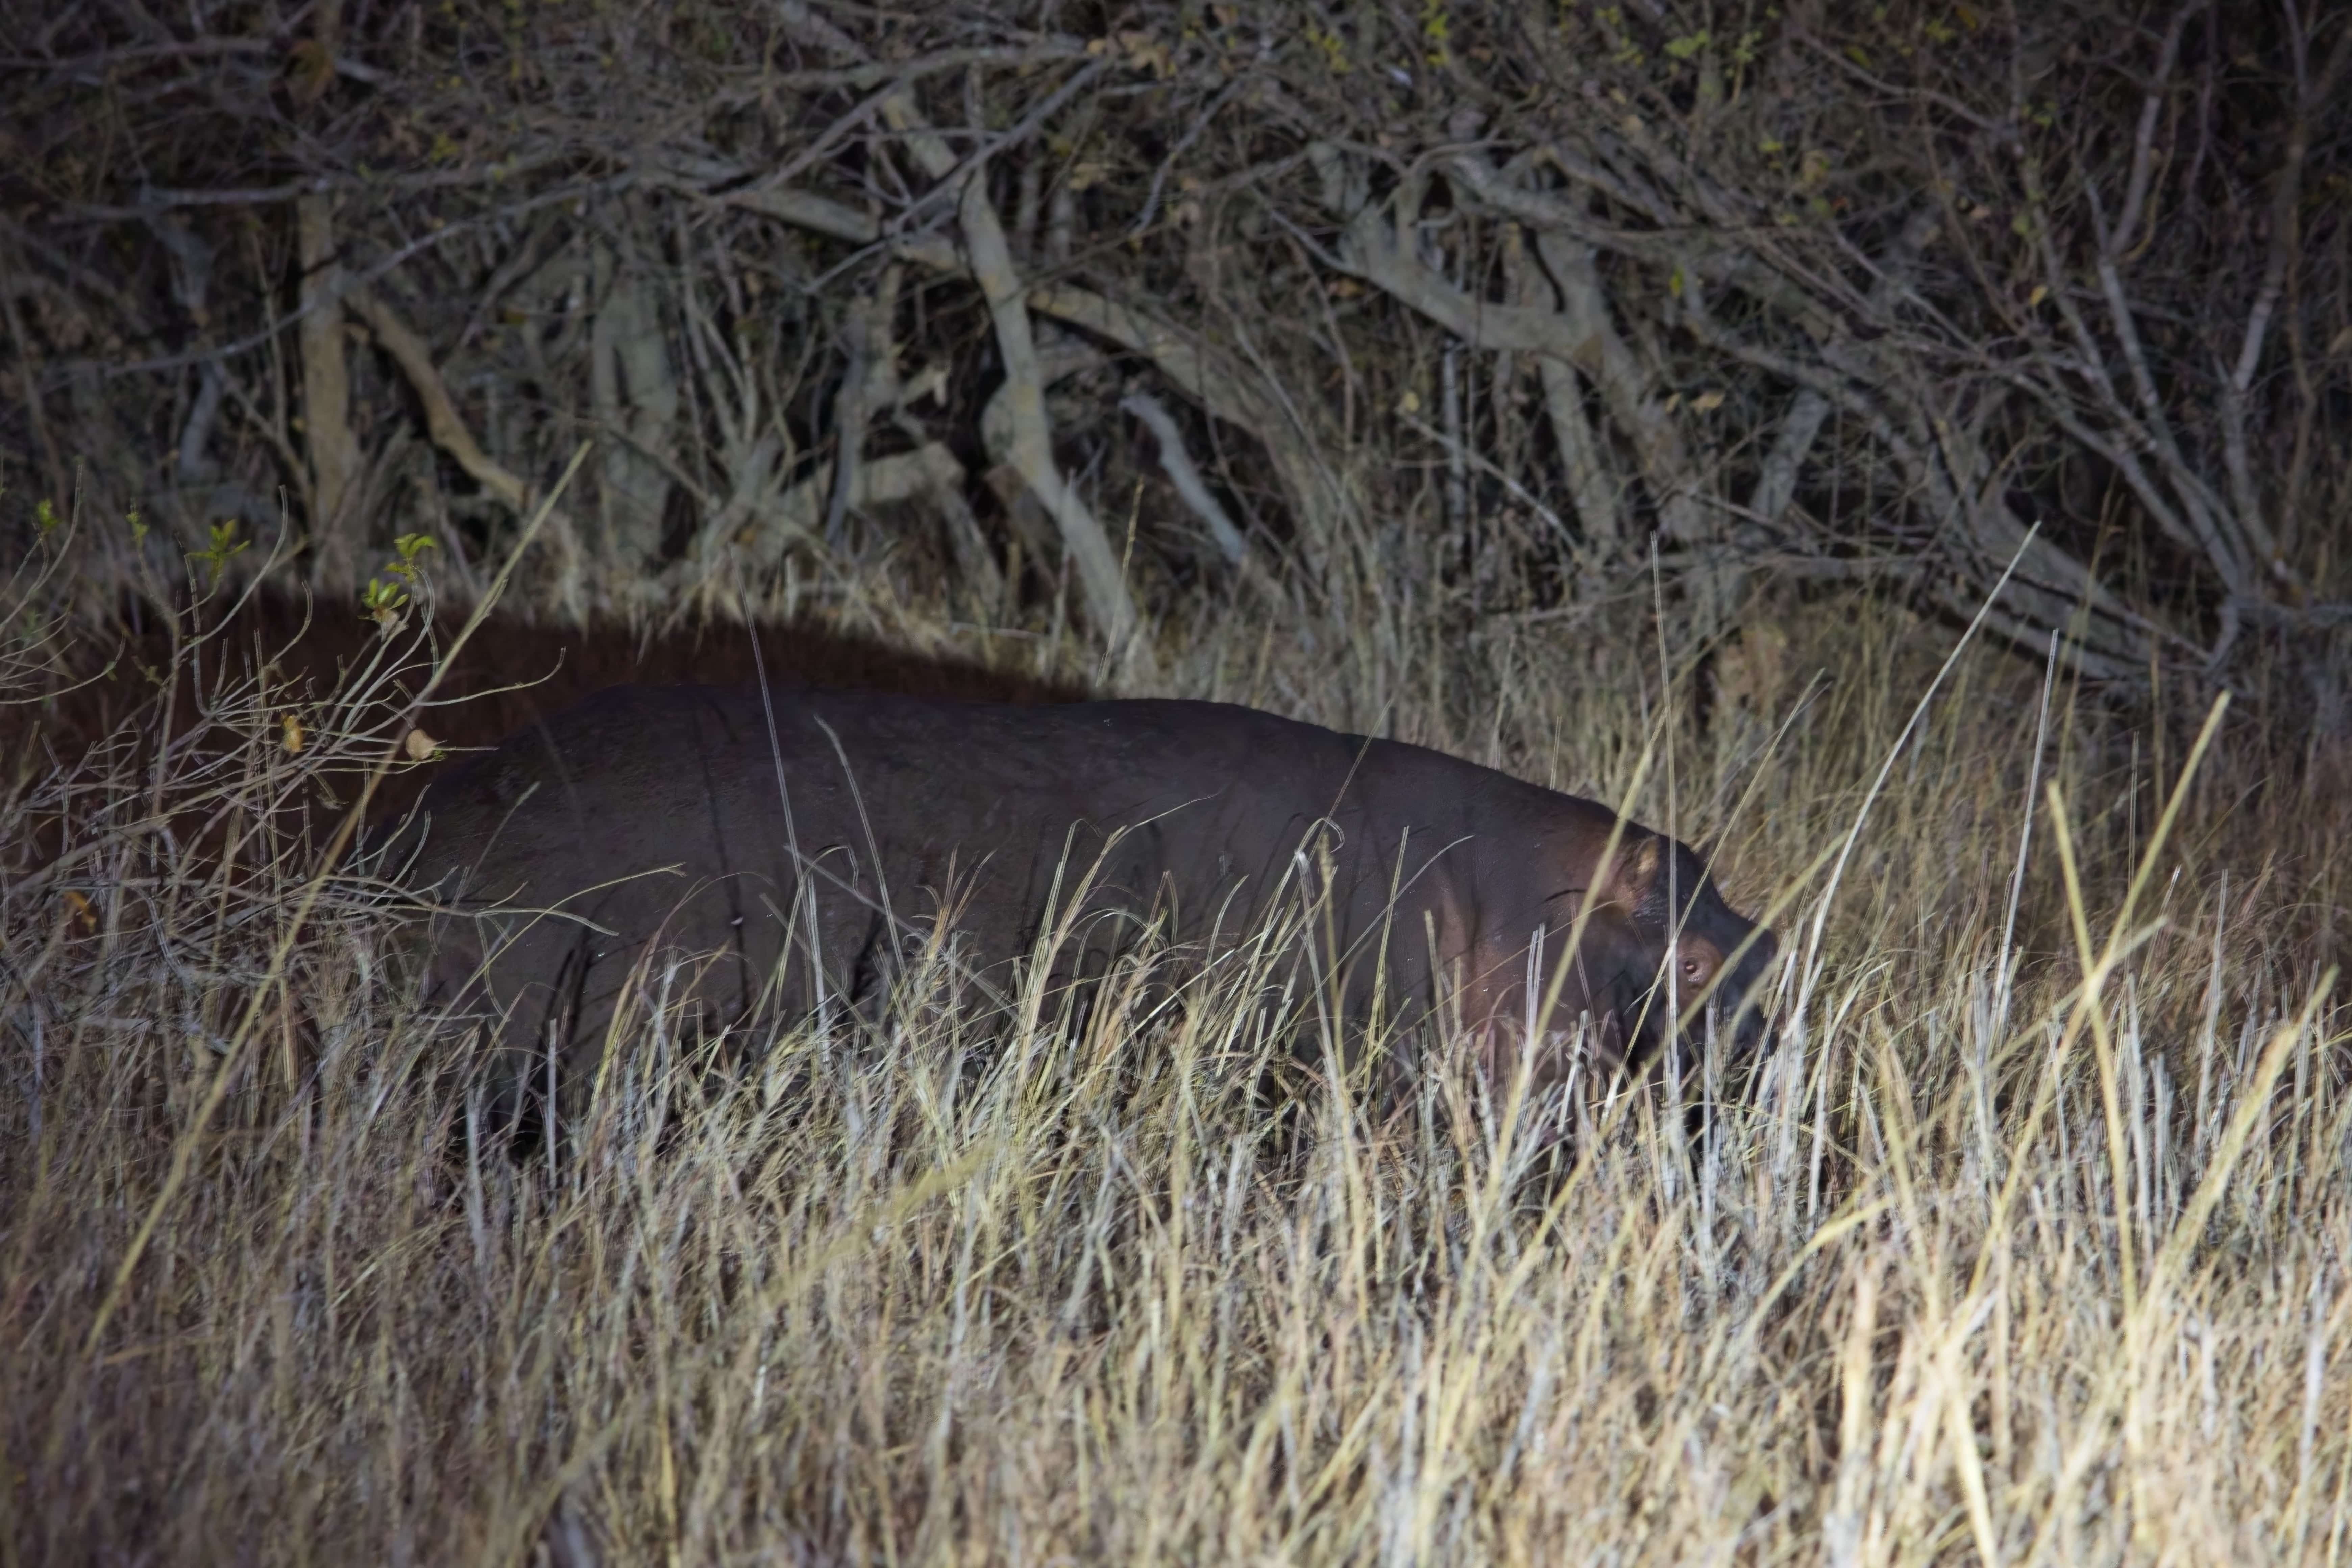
<box><xmin>4</xmin><ymin>559</ymin><xmax>2348</xmax><ymax>1564</ymax></box>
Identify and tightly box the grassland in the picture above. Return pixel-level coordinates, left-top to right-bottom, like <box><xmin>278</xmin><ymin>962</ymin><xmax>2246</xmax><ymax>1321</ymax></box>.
<box><xmin>4</xmin><ymin>552</ymin><xmax>2347</xmax><ymax>1565</ymax></box>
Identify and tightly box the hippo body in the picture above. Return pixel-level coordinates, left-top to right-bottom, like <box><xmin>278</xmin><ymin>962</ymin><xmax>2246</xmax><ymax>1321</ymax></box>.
<box><xmin>378</xmin><ymin>687</ymin><xmax>1775</xmax><ymax>1119</ymax></box>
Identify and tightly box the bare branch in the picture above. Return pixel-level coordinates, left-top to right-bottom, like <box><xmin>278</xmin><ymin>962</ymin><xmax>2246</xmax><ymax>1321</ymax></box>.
<box><xmin>1750</xmin><ymin>389</ymin><xmax>1829</xmax><ymax>528</ymax></box>
<box><xmin>1118</xmin><ymin>390</ymin><xmax>1246</xmax><ymax>567</ymax></box>
<box><xmin>1503</xmin><ymin>224</ymin><xmax>1621</xmax><ymax>550</ymax></box>
<box><xmin>343</xmin><ymin>288</ymin><xmax>528</xmax><ymax>514</ymax></box>
<box><xmin>2109</xmin><ymin>1</ymin><xmax>2205</xmax><ymax>259</ymax></box>
<box><xmin>295</xmin><ymin>195</ymin><xmax>361</xmax><ymax>590</ymax></box>
<box><xmin>880</xmin><ymin>86</ymin><xmax>1145</xmax><ymax>662</ymax></box>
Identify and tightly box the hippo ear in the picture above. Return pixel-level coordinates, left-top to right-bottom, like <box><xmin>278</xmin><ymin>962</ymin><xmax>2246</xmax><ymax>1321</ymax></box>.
<box><xmin>1598</xmin><ymin>833</ymin><xmax>1662</xmax><ymax>910</ymax></box>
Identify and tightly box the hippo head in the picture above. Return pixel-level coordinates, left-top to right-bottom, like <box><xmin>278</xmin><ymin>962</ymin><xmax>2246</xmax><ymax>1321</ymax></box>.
<box><xmin>1464</xmin><ymin>827</ymin><xmax>1780</xmax><ymax>1097</ymax></box>
<box><xmin>1604</xmin><ymin>832</ymin><xmax>1779</xmax><ymax>1061</ymax></box>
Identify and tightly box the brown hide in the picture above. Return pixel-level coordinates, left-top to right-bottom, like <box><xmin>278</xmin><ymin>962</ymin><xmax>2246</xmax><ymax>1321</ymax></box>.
<box><xmin>375</xmin><ymin>686</ymin><xmax>1778</xmax><ymax>1118</ymax></box>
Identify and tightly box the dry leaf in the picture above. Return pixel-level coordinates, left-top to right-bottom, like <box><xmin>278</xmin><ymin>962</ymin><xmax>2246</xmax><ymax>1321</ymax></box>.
<box><xmin>286</xmin><ymin>38</ymin><xmax>335</xmax><ymax>106</ymax></box>
<box><xmin>281</xmin><ymin>712</ymin><xmax>306</xmax><ymax>754</ymax></box>
<box><xmin>1691</xmin><ymin>389</ymin><xmax>1726</xmax><ymax>414</ymax></box>
<box><xmin>903</xmin><ymin>364</ymin><xmax>949</xmax><ymax>408</ymax></box>
<box><xmin>403</xmin><ymin>728</ymin><xmax>440</xmax><ymax>762</ymax></box>
<box><xmin>63</xmin><ymin>889</ymin><xmax>98</xmax><ymax>933</ymax></box>
<box><xmin>2028</xmin><ymin>284</ymin><xmax>2049</xmax><ymax>307</ymax></box>
<box><xmin>1119</xmin><ymin>30</ymin><xmax>1173</xmax><ymax>77</ymax></box>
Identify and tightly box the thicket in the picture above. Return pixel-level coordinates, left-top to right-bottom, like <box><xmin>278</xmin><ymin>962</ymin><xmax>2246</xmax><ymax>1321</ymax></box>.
<box><xmin>5</xmin><ymin>0</ymin><xmax>2348</xmax><ymax>695</ymax></box>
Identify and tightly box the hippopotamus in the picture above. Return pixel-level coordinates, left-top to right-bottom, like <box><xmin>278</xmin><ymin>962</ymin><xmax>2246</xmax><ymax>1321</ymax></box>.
<box><xmin>374</xmin><ymin>687</ymin><xmax>1778</xmax><ymax>1123</ymax></box>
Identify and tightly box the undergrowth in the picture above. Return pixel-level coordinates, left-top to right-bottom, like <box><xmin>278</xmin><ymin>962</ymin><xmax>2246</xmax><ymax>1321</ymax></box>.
<box><xmin>3</xmin><ymin>523</ymin><xmax>2347</xmax><ymax>1566</ymax></box>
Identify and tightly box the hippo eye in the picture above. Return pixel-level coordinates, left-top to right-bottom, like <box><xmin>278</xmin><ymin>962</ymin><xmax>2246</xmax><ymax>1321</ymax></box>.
<box><xmin>1681</xmin><ymin>954</ymin><xmax>1711</xmax><ymax>981</ymax></box>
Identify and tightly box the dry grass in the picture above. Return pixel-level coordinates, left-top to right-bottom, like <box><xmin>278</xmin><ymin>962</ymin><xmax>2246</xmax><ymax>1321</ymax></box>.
<box><xmin>4</xmin><ymin>550</ymin><xmax>2349</xmax><ymax>1566</ymax></box>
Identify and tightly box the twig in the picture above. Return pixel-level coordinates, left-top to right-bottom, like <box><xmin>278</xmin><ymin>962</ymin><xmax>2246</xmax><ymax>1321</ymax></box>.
<box><xmin>1118</xmin><ymin>389</ymin><xmax>1255</xmax><ymax>575</ymax></box>
<box><xmin>344</xmin><ymin>287</ymin><xmax>530</xmax><ymax>514</ymax></box>
<box><xmin>0</xmin><ymin>244</ymin><xmax>69</xmax><ymax>504</ymax></box>
<box><xmin>1129</xmin><ymin>75</ymin><xmax>1248</xmax><ymax>238</ymax></box>
<box><xmin>80</xmin><ymin>441</ymin><xmax>594</xmax><ymax>1362</ymax></box>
